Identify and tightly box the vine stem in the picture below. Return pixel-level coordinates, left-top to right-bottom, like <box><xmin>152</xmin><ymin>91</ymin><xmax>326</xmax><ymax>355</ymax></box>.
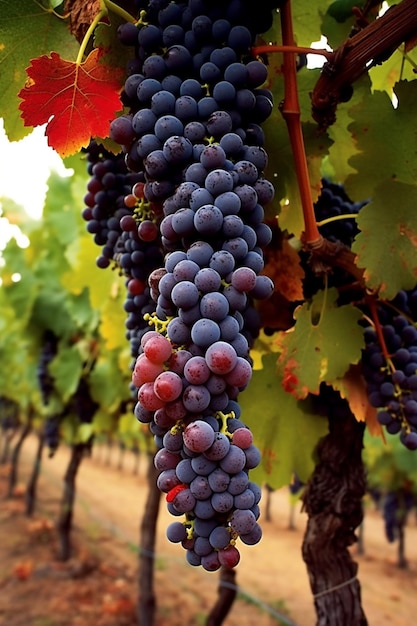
<box><xmin>316</xmin><ymin>214</ymin><xmax>358</xmax><ymax>227</ymax></box>
<box><xmin>75</xmin><ymin>9</ymin><xmax>107</xmax><ymax>64</ymax></box>
<box><xmin>75</xmin><ymin>0</ymin><xmax>137</xmax><ymax>65</ymax></box>
<box><xmin>279</xmin><ymin>0</ymin><xmax>322</xmax><ymax>245</ymax></box>
<box><xmin>366</xmin><ymin>294</ymin><xmax>391</xmax><ymax>362</ymax></box>
<box><xmin>252</xmin><ymin>44</ymin><xmax>332</xmax><ymax>60</ymax></box>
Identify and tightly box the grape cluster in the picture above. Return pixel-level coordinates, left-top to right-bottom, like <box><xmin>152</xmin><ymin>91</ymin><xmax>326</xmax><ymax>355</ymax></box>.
<box><xmin>82</xmin><ymin>141</ymin><xmax>143</xmax><ymax>269</ymax></box>
<box><xmin>113</xmin><ymin>0</ymin><xmax>278</xmax><ymax>568</ymax></box>
<box><xmin>133</xmin><ymin>330</ymin><xmax>261</xmax><ymax>570</ymax></box>
<box><xmin>82</xmin><ymin>142</ymin><xmax>165</xmax><ymax>358</ymax></box>
<box><xmin>43</xmin><ymin>417</ymin><xmax>61</xmax><ymax>457</ymax></box>
<box><xmin>289</xmin><ymin>474</ymin><xmax>304</xmax><ymax>496</ymax></box>
<box><xmin>72</xmin><ymin>377</ymin><xmax>99</xmax><ymax>425</ymax></box>
<box><xmin>362</xmin><ymin>294</ymin><xmax>417</xmax><ymax>450</ymax></box>
<box><xmin>313</xmin><ymin>177</ymin><xmax>368</xmax><ymax>247</ymax></box>
<box><xmin>37</xmin><ymin>330</ymin><xmax>58</xmax><ymax>405</ymax></box>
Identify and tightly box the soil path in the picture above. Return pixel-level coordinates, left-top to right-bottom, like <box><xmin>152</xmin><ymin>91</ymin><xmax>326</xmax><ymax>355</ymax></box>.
<box><xmin>6</xmin><ymin>435</ymin><xmax>417</xmax><ymax>626</ymax></box>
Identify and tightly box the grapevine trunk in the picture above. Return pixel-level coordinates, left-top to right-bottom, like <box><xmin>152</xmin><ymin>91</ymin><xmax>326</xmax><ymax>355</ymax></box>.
<box><xmin>25</xmin><ymin>430</ymin><xmax>45</xmax><ymax>517</ymax></box>
<box><xmin>138</xmin><ymin>452</ymin><xmax>162</xmax><ymax>626</ymax></box>
<box><xmin>301</xmin><ymin>408</ymin><xmax>368</xmax><ymax>625</ymax></box>
<box><xmin>57</xmin><ymin>442</ymin><xmax>87</xmax><ymax>561</ymax></box>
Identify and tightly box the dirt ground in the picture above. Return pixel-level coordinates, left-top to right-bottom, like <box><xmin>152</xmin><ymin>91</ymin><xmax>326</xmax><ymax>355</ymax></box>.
<box><xmin>0</xmin><ymin>435</ymin><xmax>416</xmax><ymax>626</ymax></box>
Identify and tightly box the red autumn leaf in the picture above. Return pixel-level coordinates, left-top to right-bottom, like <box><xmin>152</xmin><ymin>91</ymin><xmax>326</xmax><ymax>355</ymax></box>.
<box><xmin>18</xmin><ymin>48</ymin><xmax>124</xmax><ymax>157</ymax></box>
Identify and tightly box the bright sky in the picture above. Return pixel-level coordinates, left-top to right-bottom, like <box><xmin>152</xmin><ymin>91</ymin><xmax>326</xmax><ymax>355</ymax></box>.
<box><xmin>0</xmin><ymin>119</ymin><xmax>70</xmax><ymax>221</ymax></box>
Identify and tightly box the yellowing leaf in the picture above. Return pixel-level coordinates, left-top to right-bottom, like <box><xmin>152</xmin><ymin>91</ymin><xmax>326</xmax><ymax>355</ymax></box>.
<box><xmin>276</xmin><ymin>288</ymin><xmax>364</xmax><ymax>398</ymax></box>
<box><xmin>333</xmin><ymin>366</ymin><xmax>383</xmax><ymax>437</ymax></box>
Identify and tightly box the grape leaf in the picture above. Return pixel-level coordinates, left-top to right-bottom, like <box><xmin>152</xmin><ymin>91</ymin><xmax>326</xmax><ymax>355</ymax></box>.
<box><xmin>263</xmin><ymin>238</ymin><xmax>305</xmax><ymax>301</ymax></box>
<box><xmin>99</xmin><ymin>283</ymin><xmax>130</xmax><ymax>351</ymax></box>
<box><xmin>0</xmin><ymin>237</ymin><xmax>38</xmax><ymax>325</ymax></box>
<box><xmin>363</xmin><ymin>430</ymin><xmax>417</xmax><ymax>489</ymax></box>
<box><xmin>352</xmin><ymin>180</ymin><xmax>417</xmax><ymax>299</ymax></box>
<box><xmin>0</xmin><ymin>0</ymin><xmax>79</xmax><ymax>140</ymax></box>
<box><xmin>241</xmin><ymin>353</ymin><xmax>328</xmax><ymax>489</ymax></box>
<box><xmin>49</xmin><ymin>343</ymin><xmax>84</xmax><ymax>402</ymax></box>
<box><xmin>276</xmin><ymin>288</ymin><xmax>364</xmax><ymax>398</ymax></box>
<box><xmin>346</xmin><ymin>80</ymin><xmax>417</xmax><ymax>202</ymax></box>
<box><xmin>332</xmin><ymin>366</ymin><xmax>382</xmax><ymax>437</ymax></box>
<box><xmin>18</xmin><ymin>48</ymin><xmax>123</xmax><ymax>157</ymax></box>
<box><xmin>250</xmin><ymin>329</ymin><xmax>281</xmax><ymax>370</ymax></box>
<box><xmin>325</xmin><ymin>75</ymin><xmax>371</xmax><ymax>184</ymax></box>
<box><xmin>66</xmin><ymin>289</ymin><xmax>99</xmax><ymax>332</ymax></box>
<box><xmin>92</xmin><ymin>409</ymin><xmax>116</xmax><ymax>435</ymax></box>
<box><xmin>89</xmin><ymin>354</ymin><xmax>129</xmax><ymax>410</ymax></box>
<box><xmin>292</xmin><ymin>0</ymin><xmax>332</xmax><ymax>47</ymax></box>
<box><xmin>63</xmin><ymin>235</ymin><xmax>119</xmax><ymax>307</ymax></box>
<box><xmin>76</xmin><ymin>423</ymin><xmax>94</xmax><ymax>444</ymax></box>
<box><xmin>369</xmin><ymin>48</ymin><xmax>417</xmax><ymax>98</ymax></box>
<box><xmin>327</xmin><ymin>0</ymin><xmax>363</xmax><ymax>23</ymax></box>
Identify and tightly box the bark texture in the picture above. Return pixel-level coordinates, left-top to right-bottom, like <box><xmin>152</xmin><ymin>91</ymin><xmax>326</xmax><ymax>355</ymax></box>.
<box><xmin>206</xmin><ymin>567</ymin><xmax>237</xmax><ymax>626</ymax></box>
<box><xmin>302</xmin><ymin>407</ymin><xmax>368</xmax><ymax>626</ymax></box>
<box><xmin>8</xmin><ymin>413</ymin><xmax>33</xmax><ymax>497</ymax></box>
<box><xmin>25</xmin><ymin>431</ymin><xmax>45</xmax><ymax>516</ymax></box>
<box><xmin>57</xmin><ymin>443</ymin><xmax>86</xmax><ymax>561</ymax></box>
<box><xmin>138</xmin><ymin>453</ymin><xmax>161</xmax><ymax>626</ymax></box>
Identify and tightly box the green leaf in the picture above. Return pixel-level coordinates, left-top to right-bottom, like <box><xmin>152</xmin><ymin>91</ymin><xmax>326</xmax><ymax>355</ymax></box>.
<box><xmin>352</xmin><ymin>180</ymin><xmax>417</xmax><ymax>299</ymax></box>
<box><xmin>76</xmin><ymin>422</ymin><xmax>94</xmax><ymax>444</ymax></box>
<box><xmin>321</xmin><ymin>1</ymin><xmax>365</xmax><ymax>48</ymax></box>
<box><xmin>43</xmin><ymin>172</ymin><xmax>81</xmax><ymax>249</ymax></box>
<box><xmin>240</xmin><ymin>353</ymin><xmax>328</xmax><ymax>489</ymax></box>
<box><xmin>292</xmin><ymin>0</ymin><xmax>331</xmax><ymax>47</ymax></box>
<box><xmin>89</xmin><ymin>354</ymin><xmax>129</xmax><ymax>410</ymax></box>
<box><xmin>100</xmin><ymin>283</ymin><xmax>131</xmax><ymax>351</ymax></box>
<box><xmin>65</xmin><ymin>289</ymin><xmax>99</xmax><ymax>332</ymax></box>
<box><xmin>0</xmin><ymin>0</ymin><xmax>79</xmax><ymax>140</ymax></box>
<box><xmin>325</xmin><ymin>75</ymin><xmax>371</xmax><ymax>184</ymax></box>
<box><xmin>49</xmin><ymin>343</ymin><xmax>84</xmax><ymax>402</ymax></box>
<box><xmin>363</xmin><ymin>430</ymin><xmax>417</xmax><ymax>490</ymax></box>
<box><xmin>276</xmin><ymin>288</ymin><xmax>364</xmax><ymax>398</ymax></box>
<box><xmin>369</xmin><ymin>48</ymin><xmax>417</xmax><ymax>98</ymax></box>
<box><xmin>346</xmin><ymin>81</ymin><xmax>417</xmax><ymax>201</ymax></box>
<box><xmin>30</xmin><ymin>288</ymin><xmax>74</xmax><ymax>337</ymax></box>
<box><xmin>327</xmin><ymin>0</ymin><xmax>363</xmax><ymax>23</ymax></box>
<box><xmin>92</xmin><ymin>408</ymin><xmax>116</xmax><ymax>434</ymax></box>
<box><xmin>63</xmin><ymin>234</ymin><xmax>120</xmax><ymax>310</ymax></box>
<box><xmin>0</xmin><ymin>238</ymin><xmax>38</xmax><ymax>324</ymax></box>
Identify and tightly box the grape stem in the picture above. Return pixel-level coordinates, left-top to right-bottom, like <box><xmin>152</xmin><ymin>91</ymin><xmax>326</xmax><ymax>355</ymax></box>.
<box><xmin>316</xmin><ymin>214</ymin><xmax>358</xmax><ymax>227</ymax></box>
<box><xmin>252</xmin><ymin>45</ymin><xmax>332</xmax><ymax>60</ymax></box>
<box><xmin>76</xmin><ymin>8</ymin><xmax>108</xmax><ymax>64</ymax></box>
<box><xmin>310</xmin><ymin>0</ymin><xmax>417</xmax><ymax>129</ymax></box>
<box><xmin>278</xmin><ymin>0</ymin><xmax>322</xmax><ymax>246</ymax></box>
<box><xmin>75</xmin><ymin>1</ymin><xmax>137</xmax><ymax>65</ymax></box>
<box><xmin>366</xmin><ymin>294</ymin><xmax>391</xmax><ymax>363</ymax></box>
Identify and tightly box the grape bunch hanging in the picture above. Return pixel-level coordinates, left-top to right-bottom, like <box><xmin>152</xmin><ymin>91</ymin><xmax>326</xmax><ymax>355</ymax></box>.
<box><xmin>311</xmin><ymin>180</ymin><xmax>417</xmax><ymax>451</ymax></box>
<box><xmin>82</xmin><ymin>0</ymin><xmax>279</xmax><ymax>570</ymax></box>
